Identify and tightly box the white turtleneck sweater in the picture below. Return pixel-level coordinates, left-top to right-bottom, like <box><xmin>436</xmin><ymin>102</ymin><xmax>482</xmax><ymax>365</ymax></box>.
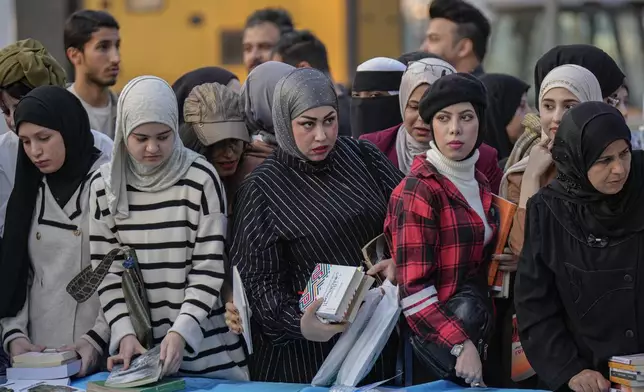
<box><xmin>426</xmin><ymin>142</ymin><xmax>493</xmax><ymax>244</ymax></box>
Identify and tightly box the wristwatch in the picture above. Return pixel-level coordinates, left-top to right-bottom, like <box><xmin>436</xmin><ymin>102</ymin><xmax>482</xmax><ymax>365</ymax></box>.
<box><xmin>451</xmin><ymin>343</ymin><xmax>465</xmax><ymax>358</ymax></box>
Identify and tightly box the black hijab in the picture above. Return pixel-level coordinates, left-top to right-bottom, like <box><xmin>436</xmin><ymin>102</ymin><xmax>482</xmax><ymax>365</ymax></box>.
<box><xmin>544</xmin><ymin>101</ymin><xmax>644</xmax><ymax>238</ymax></box>
<box><xmin>172</xmin><ymin>67</ymin><xmax>238</xmax><ymax>124</ymax></box>
<box><xmin>480</xmin><ymin>73</ymin><xmax>530</xmax><ymax>161</ymax></box>
<box><xmin>0</xmin><ymin>85</ymin><xmax>99</xmax><ymax>318</ymax></box>
<box><xmin>534</xmin><ymin>44</ymin><xmax>624</xmax><ymax>104</ymax></box>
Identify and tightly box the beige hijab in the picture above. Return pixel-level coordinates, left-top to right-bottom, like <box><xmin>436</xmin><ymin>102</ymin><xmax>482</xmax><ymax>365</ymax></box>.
<box><xmin>100</xmin><ymin>75</ymin><xmax>200</xmax><ymax>219</ymax></box>
<box><xmin>395</xmin><ymin>57</ymin><xmax>455</xmax><ymax>174</ymax></box>
<box><xmin>500</xmin><ymin>65</ymin><xmax>603</xmax><ymax>198</ymax></box>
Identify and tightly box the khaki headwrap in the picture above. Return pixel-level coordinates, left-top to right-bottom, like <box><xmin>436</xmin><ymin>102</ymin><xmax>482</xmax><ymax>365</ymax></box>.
<box><xmin>0</xmin><ymin>39</ymin><xmax>66</xmax><ymax>89</ymax></box>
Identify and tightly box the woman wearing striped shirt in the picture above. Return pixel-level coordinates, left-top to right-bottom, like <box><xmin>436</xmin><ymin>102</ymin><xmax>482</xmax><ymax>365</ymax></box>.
<box><xmin>88</xmin><ymin>76</ymin><xmax>248</xmax><ymax>380</ymax></box>
<box><xmin>229</xmin><ymin>68</ymin><xmax>404</xmax><ymax>383</ymax></box>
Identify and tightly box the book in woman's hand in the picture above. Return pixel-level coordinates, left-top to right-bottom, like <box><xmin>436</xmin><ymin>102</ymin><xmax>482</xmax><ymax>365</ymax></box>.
<box><xmin>104</xmin><ymin>346</ymin><xmax>162</xmax><ymax>388</ymax></box>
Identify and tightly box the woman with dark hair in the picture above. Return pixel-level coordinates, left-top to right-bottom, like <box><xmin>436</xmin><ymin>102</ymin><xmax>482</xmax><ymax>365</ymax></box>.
<box><xmin>0</xmin><ymin>86</ymin><xmax>112</xmax><ymax>377</ymax></box>
<box><xmin>385</xmin><ymin>73</ymin><xmax>496</xmax><ymax>386</ymax></box>
<box><xmin>515</xmin><ymin>102</ymin><xmax>644</xmax><ymax>392</ymax></box>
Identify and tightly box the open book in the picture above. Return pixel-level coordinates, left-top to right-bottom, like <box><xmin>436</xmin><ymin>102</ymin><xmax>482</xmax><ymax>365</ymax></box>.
<box><xmin>105</xmin><ymin>346</ymin><xmax>162</xmax><ymax>388</ymax></box>
<box><xmin>232</xmin><ymin>266</ymin><xmax>253</xmax><ymax>355</ymax></box>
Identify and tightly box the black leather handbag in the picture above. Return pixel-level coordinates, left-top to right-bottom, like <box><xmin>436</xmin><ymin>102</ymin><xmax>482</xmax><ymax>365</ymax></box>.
<box><xmin>409</xmin><ymin>279</ymin><xmax>494</xmax><ymax>380</ymax></box>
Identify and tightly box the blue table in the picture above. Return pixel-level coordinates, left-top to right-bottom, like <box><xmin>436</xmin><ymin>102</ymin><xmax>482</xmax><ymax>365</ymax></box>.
<box><xmin>72</xmin><ymin>373</ymin><xmax>546</xmax><ymax>392</ymax></box>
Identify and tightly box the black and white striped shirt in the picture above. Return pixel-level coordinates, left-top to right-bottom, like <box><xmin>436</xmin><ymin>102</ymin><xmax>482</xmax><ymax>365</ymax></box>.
<box><xmin>229</xmin><ymin>137</ymin><xmax>404</xmax><ymax>383</ymax></box>
<box><xmin>89</xmin><ymin>157</ymin><xmax>248</xmax><ymax>380</ymax></box>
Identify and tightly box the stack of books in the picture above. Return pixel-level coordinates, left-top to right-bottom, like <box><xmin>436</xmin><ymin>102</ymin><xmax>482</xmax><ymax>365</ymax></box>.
<box><xmin>6</xmin><ymin>350</ymin><xmax>80</xmax><ymax>382</ymax></box>
<box><xmin>610</xmin><ymin>354</ymin><xmax>644</xmax><ymax>391</ymax></box>
<box><xmin>299</xmin><ymin>264</ymin><xmax>375</xmax><ymax>324</ymax></box>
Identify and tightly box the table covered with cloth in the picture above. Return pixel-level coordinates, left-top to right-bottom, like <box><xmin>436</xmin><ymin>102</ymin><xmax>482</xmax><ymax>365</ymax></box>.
<box><xmin>72</xmin><ymin>373</ymin><xmax>546</xmax><ymax>392</ymax></box>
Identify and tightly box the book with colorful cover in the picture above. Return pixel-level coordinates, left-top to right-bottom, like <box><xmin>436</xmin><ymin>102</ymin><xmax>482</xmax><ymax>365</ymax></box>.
<box><xmin>299</xmin><ymin>264</ymin><xmax>374</xmax><ymax>324</ymax></box>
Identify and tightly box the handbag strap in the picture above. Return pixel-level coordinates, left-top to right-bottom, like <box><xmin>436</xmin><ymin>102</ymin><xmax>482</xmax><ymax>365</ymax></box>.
<box><xmin>66</xmin><ymin>246</ymin><xmax>135</xmax><ymax>303</ymax></box>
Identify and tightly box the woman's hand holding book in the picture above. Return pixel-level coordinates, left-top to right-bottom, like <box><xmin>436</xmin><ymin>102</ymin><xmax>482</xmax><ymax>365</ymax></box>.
<box><xmin>107</xmin><ymin>334</ymin><xmax>146</xmax><ymax>371</ymax></box>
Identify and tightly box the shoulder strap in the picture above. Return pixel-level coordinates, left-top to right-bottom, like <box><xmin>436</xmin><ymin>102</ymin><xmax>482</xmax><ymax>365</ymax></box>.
<box><xmin>66</xmin><ymin>246</ymin><xmax>132</xmax><ymax>303</ymax></box>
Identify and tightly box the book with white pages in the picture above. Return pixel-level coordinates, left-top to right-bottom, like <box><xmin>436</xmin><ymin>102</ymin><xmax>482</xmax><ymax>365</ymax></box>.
<box><xmin>233</xmin><ymin>266</ymin><xmax>253</xmax><ymax>355</ymax></box>
<box><xmin>7</xmin><ymin>361</ymin><xmax>81</xmax><ymax>381</ymax></box>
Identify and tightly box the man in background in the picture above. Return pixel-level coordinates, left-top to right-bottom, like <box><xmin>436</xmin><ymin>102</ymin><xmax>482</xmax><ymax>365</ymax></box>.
<box><xmin>243</xmin><ymin>8</ymin><xmax>294</xmax><ymax>73</ymax></box>
<box><xmin>421</xmin><ymin>0</ymin><xmax>490</xmax><ymax>76</ymax></box>
<box><xmin>65</xmin><ymin>9</ymin><xmax>120</xmax><ymax>139</ymax></box>
<box><xmin>272</xmin><ymin>30</ymin><xmax>351</xmax><ymax>137</ymax></box>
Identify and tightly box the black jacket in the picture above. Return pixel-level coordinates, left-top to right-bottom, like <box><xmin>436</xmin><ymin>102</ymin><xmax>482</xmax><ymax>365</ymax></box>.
<box><xmin>515</xmin><ymin>192</ymin><xmax>644</xmax><ymax>390</ymax></box>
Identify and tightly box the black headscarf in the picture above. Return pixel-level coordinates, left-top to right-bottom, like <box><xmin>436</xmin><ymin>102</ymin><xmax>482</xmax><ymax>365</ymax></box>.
<box><xmin>480</xmin><ymin>73</ymin><xmax>530</xmax><ymax>161</ymax></box>
<box><xmin>419</xmin><ymin>72</ymin><xmax>487</xmax><ymax>160</ymax></box>
<box><xmin>0</xmin><ymin>85</ymin><xmax>99</xmax><ymax>318</ymax></box>
<box><xmin>172</xmin><ymin>67</ymin><xmax>238</xmax><ymax>124</ymax></box>
<box><xmin>544</xmin><ymin>101</ymin><xmax>644</xmax><ymax>238</ymax></box>
<box><xmin>534</xmin><ymin>44</ymin><xmax>624</xmax><ymax>104</ymax></box>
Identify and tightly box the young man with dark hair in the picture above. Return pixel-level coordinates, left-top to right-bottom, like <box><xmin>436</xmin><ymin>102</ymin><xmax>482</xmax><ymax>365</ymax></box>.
<box><xmin>271</xmin><ymin>30</ymin><xmax>351</xmax><ymax>137</ymax></box>
<box><xmin>271</xmin><ymin>30</ymin><xmax>329</xmax><ymax>72</ymax></box>
<box><xmin>64</xmin><ymin>9</ymin><xmax>120</xmax><ymax>139</ymax></box>
<box><xmin>421</xmin><ymin>0</ymin><xmax>490</xmax><ymax>76</ymax></box>
<box><xmin>243</xmin><ymin>8</ymin><xmax>294</xmax><ymax>73</ymax></box>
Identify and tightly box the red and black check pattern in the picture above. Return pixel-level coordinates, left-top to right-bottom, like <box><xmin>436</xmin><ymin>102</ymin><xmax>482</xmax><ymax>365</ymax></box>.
<box><xmin>385</xmin><ymin>155</ymin><xmax>497</xmax><ymax>348</ymax></box>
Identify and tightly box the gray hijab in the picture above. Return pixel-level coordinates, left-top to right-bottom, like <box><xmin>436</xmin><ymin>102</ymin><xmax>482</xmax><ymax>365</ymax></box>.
<box><xmin>396</xmin><ymin>57</ymin><xmax>456</xmax><ymax>174</ymax></box>
<box><xmin>241</xmin><ymin>61</ymin><xmax>296</xmax><ymax>138</ymax></box>
<box><xmin>272</xmin><ymin>68</ymin><xmax>338</xmax><ymax>160</ymax></box>
<box><xmin>100</xmin><ymin>75</ymin><xmax>200</xmax><ymax>219</ymax></box>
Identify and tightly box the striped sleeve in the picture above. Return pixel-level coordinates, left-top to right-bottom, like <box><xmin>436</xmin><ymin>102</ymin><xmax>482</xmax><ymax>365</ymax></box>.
<box><xmin>1</xmin><ymin>289</ymin><xmax>30</xmax><ymax>352</ymax></box>
<box><xmin>81</xmin><ymin>309</ymin><xmax>110</xmax><ymax>355</ymax></box>
<box><xmin>229</xmin><ymin>180</ymin><xmax>303</xmax><ymax>345</ymax></box>
<box><xmin>89</xmin><ymin>174</ymin><xmax>136</xmax><ymax>355</ymax></box>
<box><xmin>168</xmin><ymin>172</ymin><xmax>227</xmax><ymax>354</ymax></box>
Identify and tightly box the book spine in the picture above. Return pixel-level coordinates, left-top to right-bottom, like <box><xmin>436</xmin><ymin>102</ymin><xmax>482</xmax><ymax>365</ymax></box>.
<box><xmin>611</xmin><ymin>362</ymin><xmax>643</xmax><ymax>373</ymax></box>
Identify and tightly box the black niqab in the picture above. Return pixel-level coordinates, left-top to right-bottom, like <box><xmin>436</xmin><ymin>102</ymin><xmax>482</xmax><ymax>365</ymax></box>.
<box><xmin>480</xmin><ymin>73</ymin><xmax>530</xmax><ymax>161</ymax></box>
<box><xmin>544</xmin><ymin>101</ymin><xmax>644</xmax><ymax>238</ymax></box>
<box><xmin>172</xmin><ymin>67</ymin><xmax>238</xmax><ymax>124</ymax></box>
<box><xmin>350</xmin><ymin>69</ymin><xmax>404</xmax><ymax>137</ymax></box>
<box><xmin>0</xmin><ymin>85</ymin><xmax>99</xmax><ymax>318</ymax></box>
<box><xmin>534</xmin><ymin>44</ymin><xmax>624</xmax><ymax>104</ymax></box>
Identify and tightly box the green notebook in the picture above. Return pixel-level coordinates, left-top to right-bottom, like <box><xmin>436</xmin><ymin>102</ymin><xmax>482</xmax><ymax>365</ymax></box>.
<box><xmin>86</xmin><ymin>379</ymin><xmax>185</xmax><ymax>392</ymax></box>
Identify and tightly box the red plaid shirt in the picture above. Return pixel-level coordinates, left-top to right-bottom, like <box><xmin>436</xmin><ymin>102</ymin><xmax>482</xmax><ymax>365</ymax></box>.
<box><xmin>384</xmin><ymin>155</ymin><xmax>497</xmax><ymax>348</ymax></box>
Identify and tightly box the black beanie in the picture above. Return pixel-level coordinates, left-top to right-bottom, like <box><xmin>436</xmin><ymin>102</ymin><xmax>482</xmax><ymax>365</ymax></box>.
<box><xmin>419</xmin><ymin>72</ymin><xmax>488</xmax><ymax>158</ymax></box>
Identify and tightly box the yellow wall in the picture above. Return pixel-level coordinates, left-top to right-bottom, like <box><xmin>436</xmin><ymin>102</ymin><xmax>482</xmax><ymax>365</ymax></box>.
<box><xmin>83</xmin><ymin>0</ymin><xmax>348</xmax><ymax>90</ymax></box>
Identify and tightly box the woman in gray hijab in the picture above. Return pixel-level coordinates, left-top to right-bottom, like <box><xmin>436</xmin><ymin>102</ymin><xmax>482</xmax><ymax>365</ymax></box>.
<box><xmin>233</xmin><ymin>61</ymin><xmax>295</xmax><ymax>181</ymax></box>
<box><xmin>229</xmin><ymin>68</ymin><xmax>403</xmax><ymax>383</ymax></box>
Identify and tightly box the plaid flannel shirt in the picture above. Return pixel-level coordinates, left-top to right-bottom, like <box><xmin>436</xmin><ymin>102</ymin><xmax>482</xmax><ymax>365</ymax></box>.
<box><xmin>385</xmin><ymin>155</ymin><xmax>497</xmax><ymax>348</ymax></box>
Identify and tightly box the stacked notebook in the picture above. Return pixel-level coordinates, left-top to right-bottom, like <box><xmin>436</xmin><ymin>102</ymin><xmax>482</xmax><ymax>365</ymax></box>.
<box><xmin>610</xmin><ymin>354</ymin><xmax>644</xmax><ymax>391</ymax></box>
<box><xmin>299</xmin><ymin>264</ymin><xmax>375</xmax><ymax>324</ymax></box>
<box><xmin>7</xmin><ymin>350</ymin><xmax>80</xmax><ymax>381</ymax></box>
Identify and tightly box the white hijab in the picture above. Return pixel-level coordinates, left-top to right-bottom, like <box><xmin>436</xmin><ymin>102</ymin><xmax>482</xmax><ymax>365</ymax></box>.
<box><xmin>100</xmin><ymin>75</ymin><xmax>200</xmax><ymax>219</ymax></box>
<box><xmin>395</xmin><ymin>57</ymin><xmax>455</xmax><ymax>174</ymax></box>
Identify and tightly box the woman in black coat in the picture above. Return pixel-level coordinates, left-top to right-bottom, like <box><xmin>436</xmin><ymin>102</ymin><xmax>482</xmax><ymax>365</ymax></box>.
<box><xmin>515</xmin><ymin>102</ymin><xmax>644</xmax><ymax>392</ymax></box>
